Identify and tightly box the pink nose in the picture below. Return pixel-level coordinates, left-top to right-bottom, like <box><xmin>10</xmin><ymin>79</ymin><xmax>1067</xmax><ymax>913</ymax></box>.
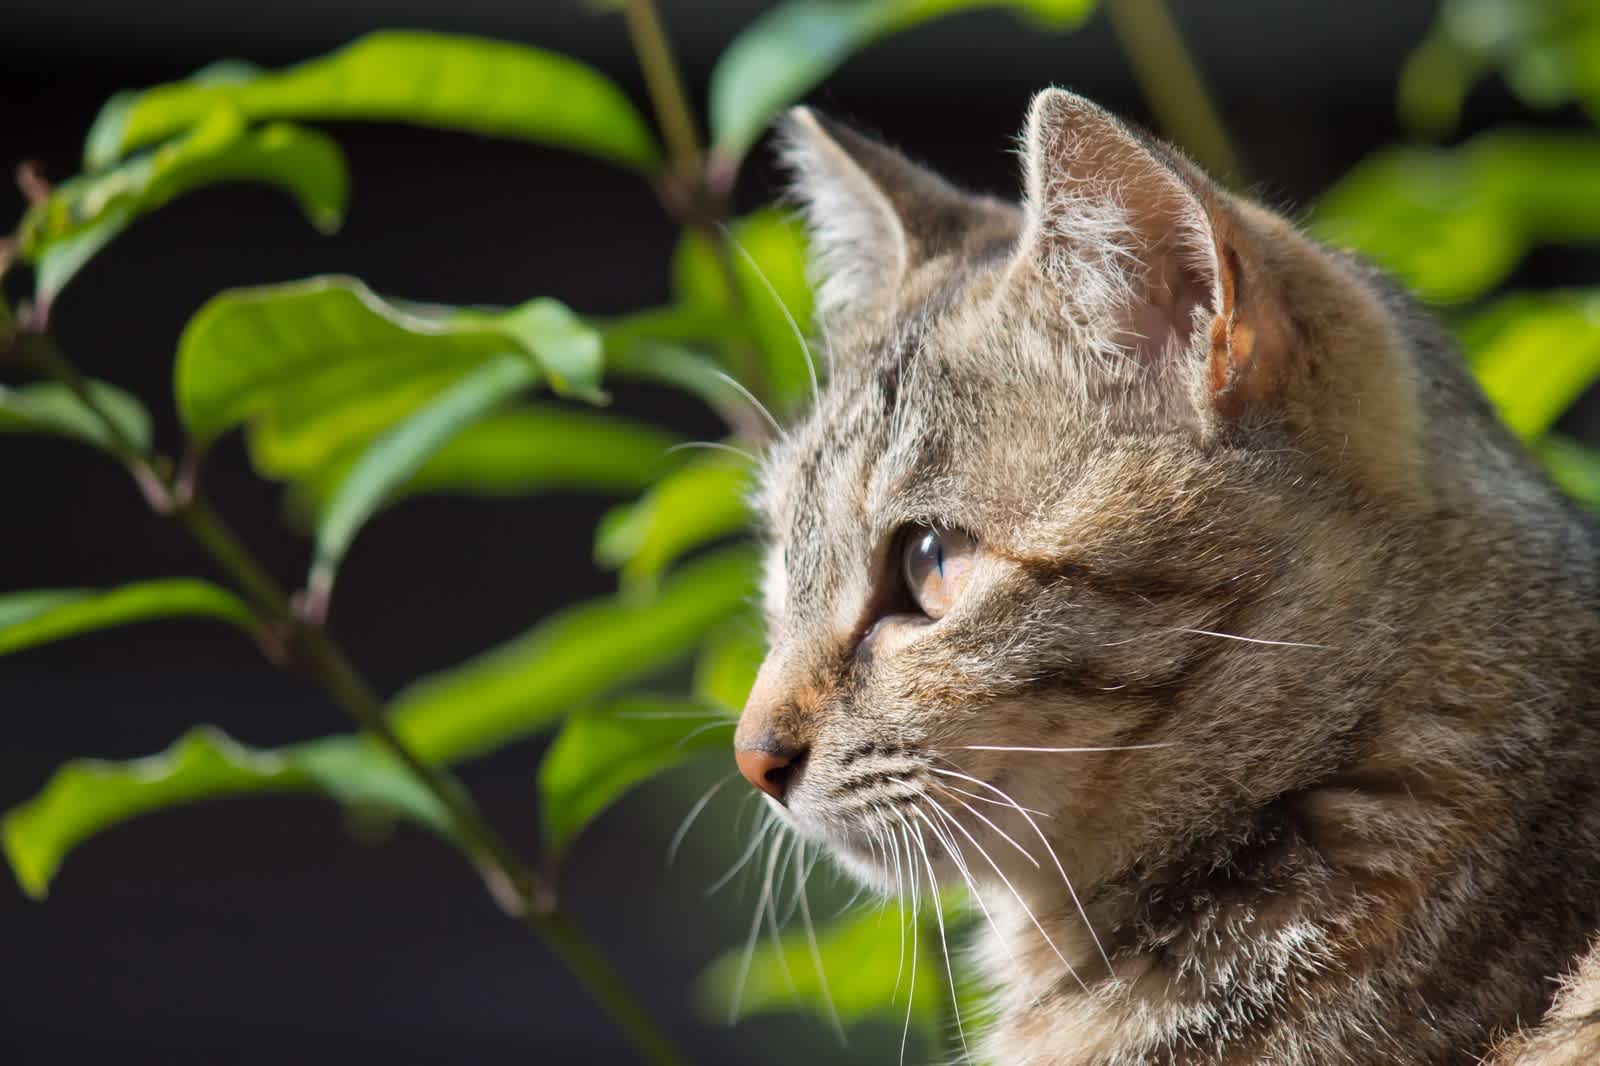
<box><xmin>735</xmin><ymin>745</ymin><xmax>804</xmax><ymax>801</ymax></box>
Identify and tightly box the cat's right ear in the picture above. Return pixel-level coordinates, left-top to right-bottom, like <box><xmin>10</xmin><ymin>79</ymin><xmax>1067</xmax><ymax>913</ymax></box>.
<box><xmin>777</xmin><ymin>108</ymin><xmax>993</xmax><ymax>336</ymax></box>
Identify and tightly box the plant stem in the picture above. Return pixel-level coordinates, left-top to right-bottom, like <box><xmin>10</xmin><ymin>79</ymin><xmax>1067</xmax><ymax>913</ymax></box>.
<box><xmin>1104</xmin><ymin>0</ymin><xmax>1246</xmax><ymax>184</ymax></box>
<box><xmin>23</xmin><ymin>326</ymin><xmax>691</xmax><ymax>1066</ymax></box>
<box><xmin>622</xmin><ymin>0</ymin><xmax>771</xmax><ymax>417</ymax></box>
<box><xmin>624</xmin><ymin>0</ymin><xmax>704</xmax><ymax>189</ymax></box>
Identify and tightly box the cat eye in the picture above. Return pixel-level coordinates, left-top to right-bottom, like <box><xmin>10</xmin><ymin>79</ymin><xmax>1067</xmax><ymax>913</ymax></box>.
<box><xmin>901</xmin><ymin>526</ymin><xmax>977</xmax><ymax>620</ymax></box>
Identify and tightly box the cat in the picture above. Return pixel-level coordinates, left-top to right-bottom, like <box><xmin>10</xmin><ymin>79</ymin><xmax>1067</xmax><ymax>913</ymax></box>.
<box><xmin>729</xmin><ymin>89</ymin><xmax>1600</xmax><ymax>1065</ymax></box>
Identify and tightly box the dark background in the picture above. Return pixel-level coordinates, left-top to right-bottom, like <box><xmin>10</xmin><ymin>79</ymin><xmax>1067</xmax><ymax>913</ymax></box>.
<box><xmin>2</xmin><ymin>2</ymin><xmax>1587</xmax><ymax>1063</ymax></box>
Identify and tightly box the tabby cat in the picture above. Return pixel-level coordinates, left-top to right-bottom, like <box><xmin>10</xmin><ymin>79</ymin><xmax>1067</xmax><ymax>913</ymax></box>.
<box><xmin>729</xmin><ymin>90</ymin><xmax>1600</xmax><ymax>1064</ymax></box>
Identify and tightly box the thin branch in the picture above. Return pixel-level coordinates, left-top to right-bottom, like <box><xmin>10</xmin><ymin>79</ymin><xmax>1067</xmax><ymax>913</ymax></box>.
<box><xmin>624</xmin><ymin>0</ymin><xmax>704</xmax><ymax>189</ymax></box>
<box><xmin>1104</xmin><ymin>0</ymin><xmax>1246</xmax><ymax>185</ymax></box>
<box><xmin>622</xmin><ymin>0</ymin><xmax>771</xmax><ymax>419</ymax></box>
<box><xmin>23</xmin><ymin>323</ymin><xmax>690</xmax><ymax>1066</ymax></box>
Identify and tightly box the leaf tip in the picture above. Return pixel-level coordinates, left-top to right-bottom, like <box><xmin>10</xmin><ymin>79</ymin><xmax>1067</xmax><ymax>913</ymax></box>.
<box><xmin>2</xmin><ymin>807</ymin><xmax>53</xmax><ymax>900</ymax></box>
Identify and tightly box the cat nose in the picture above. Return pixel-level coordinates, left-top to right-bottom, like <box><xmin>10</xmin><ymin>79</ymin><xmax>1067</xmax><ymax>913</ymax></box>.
<box><xmin>735</xmin><ymin>743</ymin><xmax>807</xmax><ymax>802</ymax></box>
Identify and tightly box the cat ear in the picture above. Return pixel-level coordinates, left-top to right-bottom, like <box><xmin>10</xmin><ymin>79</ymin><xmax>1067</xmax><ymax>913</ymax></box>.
<box><xmin>778</xmin><ymin>108</ymin><xmax>1004</xmax><ymax>334</ymax></box>
<box><xmin>1018</xmin><ymin>88</ymin><xmax>1291</xmax><ymax>417</ymax></box>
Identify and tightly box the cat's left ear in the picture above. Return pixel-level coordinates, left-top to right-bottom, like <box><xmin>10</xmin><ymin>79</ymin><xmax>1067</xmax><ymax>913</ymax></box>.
<box><xmin>779</xmin><ymin>108</ymin><xmax>1014</xmax><ymax>339</ymax></box>
<box><xmin>1018</xmin><ymin>89</ymin><xmax>1293</xmax><ymax>418</ymax></box>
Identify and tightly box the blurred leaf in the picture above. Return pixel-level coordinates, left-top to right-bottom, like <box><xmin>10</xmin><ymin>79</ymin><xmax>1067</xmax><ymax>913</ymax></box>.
<box><xmin>709</xmin><ymin>0</ymin><xmax>1096</xmax><ymax>166</ymax></box>
<box><xmin>596</xmin><ymin>451</ymin><xmax>754</xmax><ymax>591</ymax></box>
<box><xmin>289</xmin><ymin>404</ymin><xmax>686</xmax><ymax>516</ymax></box>
<box><xmin>539</xmin><ymin>695</ymin><xmax>734</xmax><ymax>860</ymax></box>
<box><xmin>390</xmin><ymin>545</ymin><xmax>759</xmax><ymax>766</ymax></box>
<box><xmin>604</xmin><ymin>330</ymin><xmax>752</xmax><ymax>423</ymax></box>
<box><xmin>175</xmin><ymin>277</ymin><xmax>601</xmax><ymax>449</ymax></box>
<box><xmin>1398</xmin><ymin>0</ymin><xmax>1600</xmax><ymax>136</ymax></box>
<box><xmin>1536</xmin><ymin>434</ymin><xmax>1600</xmax><ymax>510</ymax></box>
<box><xmin>459</xmin><ymin>300</ymin><xmax>605</xmax><ymax>403</ymax></box>
<box><xmin>3</xmin><ymin>728</ymin><xmax>446</xmax><ymax>899</ymax></box>
<box><xmin>310</xmin><ymin>353</ymin><xmax>537</xmax><ymax>594</ymax></box>
<box><xmin>694</xmin><ymin>615</ymin><xmax>766</xmax><ymax>713</ymax></box>
<box><xmin>695</xmin><ymin>899</ymin><xmax>945</xmax><ymax>1036</ymax></box>
<box><xmin>1461</xmin><ymin>289</ymin><xmax>1600</xmax><ymax>437</ymax></box>
<box><xmin>0</xmin><ymin>579</ymin><xmax>255</xmax><ymax>657</ymax></box>
<box><xmin>1313</xmin><ymin>132</ymin><xmax>1600</xmax><ymax>304</ymax></box>
<box><xmin>87</xmin><ymin>31</ymin><xmax>660</xmax><ymax>174</ymax></box>
<box><xmin>21</xmin><ymin>107</ymin><xmax>345</xmax><ymax>302</ymax></box>
<box><xmin>0</xmin><ymin>380</ymin><xmax>151</xmax><ymax>454</ymax></box>
<box><xmin>673</xmin><ymin>211</ymin><xmax>817</xmax><ymax>412</ymax></box>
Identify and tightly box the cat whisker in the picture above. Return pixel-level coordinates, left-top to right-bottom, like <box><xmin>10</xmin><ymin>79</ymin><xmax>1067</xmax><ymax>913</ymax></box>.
<box><xmin>908</xmin><ymin>811</ymin><xmax>972</xmax><ymax>1063</ymax></box>
<box><xmin>938</xmin><ymin>781</ymin><xmax>1054</xmax><ymax>818</ymax></box>
<box><xmin>612</xmin><ymin>708</ymin><xmax>731</xmax><ymax>719</ymax></box>
<box><xmin>665</xmin><ymin>439</ymin><xmax>761</xmax><ymax>464</ymax></box>
<box><xmin>729</xmin><ymin>812</ymin><xmax>781</xmax><ymax>1023</ymax></box>
<box><xmin>921</xmin><ymin>776</ymin><xmax>1092</xmax><ymax>995</ymax></box>
<box><xmin>719</xmin><ymin>221</ymin><xmax>821</xmax><ymax>406</ymax></box>
<box><xmin>962</xmin><ymin>742</ymin><xmax>1172</xmax><ymax>753</ymax></box>
<box><xmin>674</xmin><ymin>719</ymin><xmax>737</xmax><ymax>750</ymax></box>
<box><xmin>929</xmin><ymin>782</ymin><xmax>1042</xmax><ymax>869</ymax></box>
<box><xmin>793</xmin><ymin>843</ymin><xmax>846</xmax><ymax>1043</ymax></box>
<box><xmin>763</xmin><ymin>833</ymin><xmax>801</xmax><ymax>1004</ymax></box>
<box><xmin>711</xmin><ymin>369</ymin><xmax>783</xmax><ymax>438</ymax></box>
<box><xmin>896</xmin><ymin>819</ymin><xmax>922</xmax><ymax>1066</ymax></box>
<box><xmin>911</xmin><ymin>801</ymin><xmax>1037</xmax><ymax>1001</ymax></box>
<box><xmin>1173</xmin><ymin>626</ymin><xmax>1332</xmax><ymax>650</ymax></box>
<box><xmin>884</xmin><ymin>821</ymin><xmax>911</xmax><ymax>1003</ymax></box>
<box><xmin>1099</xmin><ymin>627</ymin><xmax>1330</xmax><ymax>650</ymax></box>
<box><xmin>667</xmin><ymin>771</ymin><xmax>735</xmax><ymax>869</ymax></box>
<box><xmin>931</xmin><ymin>765</ymin><xmax>1114</xmax><ymax>977</ymax></box>
<box><xmin>706</xmin><ymin>813</ymin><xmax>769</xmax><ymax>896</ymax></box>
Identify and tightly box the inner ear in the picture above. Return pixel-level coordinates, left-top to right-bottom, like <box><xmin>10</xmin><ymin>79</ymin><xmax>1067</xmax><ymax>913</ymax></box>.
<box><xmin>1019</xmin><ymin>89</ymin><xmax>1222</xmax><ymax>366</ymax></box>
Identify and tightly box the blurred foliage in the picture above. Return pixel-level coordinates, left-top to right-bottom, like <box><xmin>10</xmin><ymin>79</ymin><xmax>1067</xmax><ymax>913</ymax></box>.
<box><xmin>2</xmin><ymin>1</ymin><xmax>1598</xmax><ymax>1063</ymax></box>
<box><xmin>1399</xmin><ymin>0</ymin><xmax>1600</xmax><ymax>137</ymax></box>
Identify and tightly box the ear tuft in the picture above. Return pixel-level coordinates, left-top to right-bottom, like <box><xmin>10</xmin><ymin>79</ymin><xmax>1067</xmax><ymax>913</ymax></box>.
<box><xmin>1017</xmin><ymin>88</ymin><xmax>1293</xmax><ymax>421</ymax></box>
<box><xmin>1019</xmin><ymin>89</ymin><xmax>1221</xmax><ymax>364</ymax></box>
<box><xmin>775</xmin><ymin>108</ymin><xmax>910</xmax><ymax>332</ymax></box>
<box><xmin>776</xmin><ymin>108</ymin><xmax>1014</xmax><ymax>340</ymax></box>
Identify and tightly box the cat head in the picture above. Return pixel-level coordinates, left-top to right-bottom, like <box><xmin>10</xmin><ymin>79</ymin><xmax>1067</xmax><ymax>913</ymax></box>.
<box><xmin>735</xmin><ymin>90</ymin><xmax>1433</xmax><ymax>913</ymax></box>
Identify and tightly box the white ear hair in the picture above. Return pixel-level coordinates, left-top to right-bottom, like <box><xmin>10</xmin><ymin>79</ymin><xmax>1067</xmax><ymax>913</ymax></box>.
<box><xmin>1018</xmin><ymin>88</ymin><xmax>1221</xmax><ymax>366</ymax></box>
<box><xmin>776</xmin><ymin>108</ymin><xmax>911</xmax><ymax>331</ymax></box>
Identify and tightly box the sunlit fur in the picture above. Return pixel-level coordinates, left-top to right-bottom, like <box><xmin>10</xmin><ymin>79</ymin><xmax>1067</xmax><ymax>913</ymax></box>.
<box><xmin>734</xmin><ymin>92</ymin><xmax>1600</xmax><ymax>1064</ymax></box>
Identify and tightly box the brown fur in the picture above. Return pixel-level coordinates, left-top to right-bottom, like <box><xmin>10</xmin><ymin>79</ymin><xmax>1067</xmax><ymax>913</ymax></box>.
<box><xmin>733</xmin><ymin>92</ymin><xmax>1600</xmax><ymax>1064</ymax></box>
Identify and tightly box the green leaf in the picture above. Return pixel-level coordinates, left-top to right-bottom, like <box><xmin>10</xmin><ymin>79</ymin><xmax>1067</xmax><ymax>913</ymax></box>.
<box><xmin>1460</xmin><ymin>289</ymin><xmax>1600</xmax><ymax>438</ymax></box>
<box><xmin>457</xmin><ymin>299</ymin><xmax>605</xmax><ymax>403</ymax></box>
<box><xmin>175</xmin><ymin>277</ymin><xmax>602</xmax><ymax>450</ymax></box>
<box><xmin>694</xmin><ymin>614</ymin><xmax>767</xmax><ymax>713</ymax></box>
<box><xmin>87</xmin><ymin>31</ymin><xmax>661</xmax><ymax>174</ymax></box>
<box><xmin>1312</xmin><ymin>132</ymin><xmax>1600</xmax><ymax>304</ymax></box>
<box><xmin>390</xmin><ymin>545</ymin><xmax>759</xmax><ymax>766</ymax></box>
<box><xmin>288</xmin><ymin>404</ymin><xmax>686</xmax><ymax>516</ymax></box>
<box><xmin>310</xmin><ymin>352</ymin><xmax>537</xmax><ymax>594</ymax></box>
<box><xmin>0</xmin><ymin>380</ymin><xmax>152</xmax><ymax>454</ymax></box>
<box><xmin>672</xmin><ymin>210</ymin><xmax>817</xmax><ymax>412</ymax></box>
<box><xmin>1536</xmin><ymin>434</ymin><xmax>1600</xmax><ymax>510</ymax></box>
<box><xmin>539</xmin><ymin>696</ymin><xmax>733</xmax><ymax>860</ymax></box>
<box><xmin>709</xmin><ymin>0</ymin><xmax>1096</xmax><ymax>165</ymax></box>
<box><xmin>603</xmin><ymin>329</ymin><xmax>755</xmax><ymax>423</ymax></box>
<box><xmin>1398</xmin><ymin>0</ymin><xmax>1600</xmax><ymax>136</ymax></box>
<box><xmin>3</xmin><ymin>728</ymin><xmax>446</xmax><ymax>899</ymax></box>
<box><xmin>695</xmin><ymin>899</ymin><xmax>946</xmax><ymax>1035</ymax></box>
<box><xmin>21</xmin><ymin>106</ymin><xmax>346</xmax><ymax>302</ymax></box>
<box><xmin>0</xmin><ymin>579</ymin><xmax>255</xmax><ymax>656</ymax></box>
<box><xmin>595</xmin><ymin>451</ymin><xmax>754</xmax><ymax>591</ymax></box>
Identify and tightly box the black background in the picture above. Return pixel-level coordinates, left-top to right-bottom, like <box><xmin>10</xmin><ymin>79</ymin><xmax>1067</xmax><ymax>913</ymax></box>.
<box><xmin>3</xmin><ymin>2</ymin><xmax>1594</xmax><ymax>1063</ymax></box>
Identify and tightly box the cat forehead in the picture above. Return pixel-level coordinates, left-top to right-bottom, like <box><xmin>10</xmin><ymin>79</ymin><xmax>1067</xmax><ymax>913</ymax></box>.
<box><xmin>755</xmin><ymin>291</ymin><xmax>1117</xmax><ymax>539</ymax></box>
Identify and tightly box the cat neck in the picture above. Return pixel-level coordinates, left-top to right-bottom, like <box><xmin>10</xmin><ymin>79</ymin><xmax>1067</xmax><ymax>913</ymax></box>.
<box><xmin>977</xmin><ymin>702</ymin><xmax>1600</xmax><ymax>1065</ymax></box>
